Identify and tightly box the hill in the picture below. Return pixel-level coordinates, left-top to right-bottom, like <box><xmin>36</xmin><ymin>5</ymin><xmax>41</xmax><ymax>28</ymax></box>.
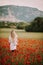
<box><xmin>0</xmin><ymin>5</ymin><xmax>43</xmax><ymax>22</ymax></box>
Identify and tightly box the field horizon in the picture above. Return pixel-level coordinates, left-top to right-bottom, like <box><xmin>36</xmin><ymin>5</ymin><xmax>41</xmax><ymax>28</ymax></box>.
<box><xmin>0</xmin><ymin>28</ymin><xmax>43</xmax><ymax>39</ymax></box>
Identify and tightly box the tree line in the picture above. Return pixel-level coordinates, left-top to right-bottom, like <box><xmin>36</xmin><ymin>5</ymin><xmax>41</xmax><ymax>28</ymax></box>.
<box><xmin>0</xmin><ymin>17</ymin><xmax>43</xmax><ymax>32</ymax></box>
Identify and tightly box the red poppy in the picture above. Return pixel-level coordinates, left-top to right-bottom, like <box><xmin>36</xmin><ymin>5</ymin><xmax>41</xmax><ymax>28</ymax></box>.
<box><xmin>36</xmin><ymin>54</ymin><xmax>42</xmax><ymax>62</ymax></box>
<box><xmin>0</xmin><ymin>38</ymin><xmax>43</xmax><ymax>65</ymax></box>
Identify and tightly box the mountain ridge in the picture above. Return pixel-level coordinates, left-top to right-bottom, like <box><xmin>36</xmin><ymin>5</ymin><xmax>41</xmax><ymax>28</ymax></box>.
<box><xmin>0</xmin><ymin>5</ymin><xmax>43</xmax><ymax>22</ymax></box>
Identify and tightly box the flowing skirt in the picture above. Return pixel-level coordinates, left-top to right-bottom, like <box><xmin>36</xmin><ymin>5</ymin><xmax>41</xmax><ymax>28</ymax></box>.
<box><xmin>10</xmin><ymin>43</ymin><xmax>17</xmax><ymax>50</ymax></box>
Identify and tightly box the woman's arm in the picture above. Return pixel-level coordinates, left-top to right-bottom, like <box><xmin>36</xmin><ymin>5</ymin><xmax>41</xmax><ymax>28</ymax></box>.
<box><xmin>9</xmin><ymin>35</ymin><xmax>12</xmax><ymax>43</ymax></box>
<box><xmin>14</xmin><ymin>35</ymin><xmax>18</xmax><ymax>45</ymax></box>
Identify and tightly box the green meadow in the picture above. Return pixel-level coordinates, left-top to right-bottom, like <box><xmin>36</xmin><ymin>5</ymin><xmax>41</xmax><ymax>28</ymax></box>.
<box><xmin>0</xmin><ymin>28</ymin><xmax>43</xmax><ymax>39</ymax></box>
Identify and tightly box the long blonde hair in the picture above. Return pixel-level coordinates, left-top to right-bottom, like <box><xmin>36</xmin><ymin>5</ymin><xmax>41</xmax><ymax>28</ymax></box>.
<box><xmin>11</xmin><ymin>30</ymin><xmax>17</xmax><ymax>39</ymax></box>
<box><xmin>11</xmin><ymin>30</ymin><xmax>15</xmax><ymax>39</ymax></box>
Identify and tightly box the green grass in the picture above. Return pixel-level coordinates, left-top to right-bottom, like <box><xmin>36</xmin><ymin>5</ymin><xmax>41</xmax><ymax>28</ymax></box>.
<box><xmin>0</xmin><ymin>28</ymin><xmax>43</xmax><ymax>39</ymax></box>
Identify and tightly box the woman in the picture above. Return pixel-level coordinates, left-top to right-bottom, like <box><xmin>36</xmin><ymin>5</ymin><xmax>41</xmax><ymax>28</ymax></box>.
<box><xmin>9</xmin><ymin>30</ymin><xmax>18</xmax><ymax>52</ymax></box>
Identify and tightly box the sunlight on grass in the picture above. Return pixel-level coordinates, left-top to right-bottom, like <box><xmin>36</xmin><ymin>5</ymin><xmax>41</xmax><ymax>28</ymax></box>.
<box><xmin>0</xmin><ymin>28</ymin><xmax>43</xmax><ymax>39</ymax></box>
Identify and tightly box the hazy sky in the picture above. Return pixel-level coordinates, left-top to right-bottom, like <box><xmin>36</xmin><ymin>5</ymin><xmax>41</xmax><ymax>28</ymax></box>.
<box><xmin>0</xmin><ymin>0</ymin><xmax>43</xmax><ymax>11</ymax></box>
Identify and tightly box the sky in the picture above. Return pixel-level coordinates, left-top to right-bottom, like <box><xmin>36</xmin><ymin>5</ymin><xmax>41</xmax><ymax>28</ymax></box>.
<box><xmin>0</xmin><ymin>0</ymin><xmax>43</xmax><ymax>11</ymax></box>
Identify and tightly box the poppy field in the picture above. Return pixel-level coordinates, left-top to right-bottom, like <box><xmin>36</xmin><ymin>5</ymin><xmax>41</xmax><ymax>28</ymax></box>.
<box><xmin>0</xmin><ymin>38</ymin><xmax>43</xmax><ymax>65</ymax></box>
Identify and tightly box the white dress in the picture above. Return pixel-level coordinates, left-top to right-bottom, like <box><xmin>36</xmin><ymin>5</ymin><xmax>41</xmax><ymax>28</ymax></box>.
<box><xmin>9</xmin><ymin>33</ymin><xmax>18</xmax><ymax>50</ymax></box>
